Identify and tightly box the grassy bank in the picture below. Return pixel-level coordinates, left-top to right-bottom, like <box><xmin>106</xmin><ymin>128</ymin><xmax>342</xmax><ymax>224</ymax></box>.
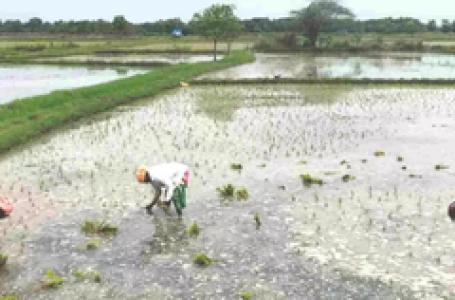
<box><xmin>0</xmin><ymin>50</ymin><xmax>254</xmax><ymax>155</ymax></box>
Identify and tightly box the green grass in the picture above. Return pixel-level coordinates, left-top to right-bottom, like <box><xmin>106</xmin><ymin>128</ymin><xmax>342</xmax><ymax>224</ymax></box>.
<box><xmin>0</xmin><ymin>50</ymin><xmax>254</xmax><ymax>155</ymax></box>
<box><xmin>81</xmin><ymin>220</ymin><xmax>118</xmax><ymax>237</ymax></box>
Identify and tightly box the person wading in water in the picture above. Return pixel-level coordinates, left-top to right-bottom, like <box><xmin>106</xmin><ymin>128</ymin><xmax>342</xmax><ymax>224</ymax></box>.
<box><xmin>136</xmin><ymin>162</ymin><xmax>189</xmax><ymax>217</ymax></box>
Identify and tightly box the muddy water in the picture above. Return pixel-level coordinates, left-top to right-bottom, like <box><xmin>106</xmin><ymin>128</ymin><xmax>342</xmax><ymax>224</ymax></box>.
<box><xmin>1</xmin><ymin>85</ymin><xmax>455</xmax><ymax>298</ymax></box>
<box><xmin>35</xmin><ymin>54</ymin><xmax>222</xmax><ymax>65</ymax></box>
<box><xmin>199</xmin><ymin>52</ymin><xmax>455</xmax><ymax>79</ymax></box>
<box><xmin>0</xmin><ymin>65</ymin><xmax>148</xmax><ymax>105</ymax></box>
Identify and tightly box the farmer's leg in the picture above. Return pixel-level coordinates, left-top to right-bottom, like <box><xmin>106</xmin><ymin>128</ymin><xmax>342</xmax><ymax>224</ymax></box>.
<box><xmin>146</xmin><ymin>181</ymin><xmax>163</xmax><ymax>214</ymax></box>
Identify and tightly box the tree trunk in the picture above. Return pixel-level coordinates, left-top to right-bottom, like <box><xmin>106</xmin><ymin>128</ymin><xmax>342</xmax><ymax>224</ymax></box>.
<box><xmin>214</xmin><ymin>39</ymin><xmax>217</xmax><ymax>61</ymax></box>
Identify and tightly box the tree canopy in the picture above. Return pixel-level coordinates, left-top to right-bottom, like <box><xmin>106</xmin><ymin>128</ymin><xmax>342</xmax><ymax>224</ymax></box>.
<box><xmin>291</xmin><ymin>0</ymin><xmax>354</xmax><ymax>47</ymax></box>
<box><xmin>190</xmin><ymin>4</ymin><xmax>243</xmax><ymax>60</ymax></box>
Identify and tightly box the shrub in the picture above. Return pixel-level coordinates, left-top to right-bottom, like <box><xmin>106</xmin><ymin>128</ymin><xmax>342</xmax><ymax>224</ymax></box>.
<box><xmin>81</xmin><ymin>220</ymin><xmax>118</xmax><ymax>237</ymax></box>
<box><xmin>194</xmin><ymin>253</ymin><xmax>212</xmax><ymax>267</ymax></box>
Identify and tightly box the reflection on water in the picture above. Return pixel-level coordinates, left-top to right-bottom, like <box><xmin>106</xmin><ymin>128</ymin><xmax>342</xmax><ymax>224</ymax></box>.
<box><xmin>200</xmin><ymin>52</ymin><xmax>455</xmax><ymax>79</ymax></box>
<box><xmin>0</xmin><ymin>65</ymin><xmax>148</xmax><ymax>105</ymax></box>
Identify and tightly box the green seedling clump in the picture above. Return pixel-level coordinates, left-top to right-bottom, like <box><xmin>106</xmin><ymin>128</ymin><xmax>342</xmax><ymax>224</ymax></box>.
<box><xmin>41</xmin><ymin>270</ymin><xmax>65</xmax><ymax>289</ymax></box>
<box><xmin>86</xmin><ymin>239</ymin><xmax>101</xmax><ymax>250</ymax></box>
<box><xmin>240</xmin><ymin>291</ymin><xmax>254</xmax><ymax>299</ymax></box>
<box><xmin>0</xmin><ymin>294</ymin><xmax>18</xmax><ymax>300</ymax></box>
<box><xmin>193</xmin><ymin>253</ymin><xmax>212</xmax><ymax>267</ymax></box>
<box><xmin>230</xmin><ymin>163</ymin><xmax>243</xmax><ymax>170</ymax></box>
<box><xmin>217</xmin><ymin>184</ymin><xmax>235</xmax><ymax>198</ymax></box>
<box><xmin>435</xmin><ymin>164</ymin><xmax>449</xmax><ymax>170</ymax></box>
<box><xmin>235</xmin><ymin>188</ymin><xmax>250</xmax><ymax>200</ymax></box>
<box><xmin>81</xmin><ymin>220</ymin><xmax>118</xmax><ymax>237</ymax></box>
<box><xmin>254</xmin><ymin>213</ymin><xmax>262</xmax><ymax>229</ymax></box>
<box><xmin>397</xmin><ymin>156</ymin><xmax>403</xmax><ymax>162</ymax></box>
<box><xmin>300</xmin><ymin>174</ymin><xmax>324</xmax><ymax>186</ymax></box>
<box><xmin>74</xmin><ymin>270</ymin><xmax>102</xmax><ymax>283</ymax></box>
<box><xmin>187</xmin><ymin>222</ymin><xmax>201</xmax><ymax>238</ymax></box>
<box><xmin>342</xmin><ymin>174</ymin><xmax>356</xmax><ymax>182</ymax></box>
<box><xmin>0</xmin><ymin>253</ymin><xmax>8</xmax><ymax>268</ymax></box>
<box><xmin>374</xmin><ymin>151</ymin><xmax>385</xmax><ymax>157</ymax></box>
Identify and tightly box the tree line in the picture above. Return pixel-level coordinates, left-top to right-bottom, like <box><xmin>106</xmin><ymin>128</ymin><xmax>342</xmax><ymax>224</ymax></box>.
<box><xmin>1</xmin><ymin>16</ymin><xmax>454</xmax><ymax>36</ymax></box>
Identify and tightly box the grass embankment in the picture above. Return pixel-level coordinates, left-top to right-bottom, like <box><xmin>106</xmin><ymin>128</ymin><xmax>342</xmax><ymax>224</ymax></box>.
<box><xmin>0</xmin><ymin>50</ymin><xmax>254</xmax><ymax>155</ymax></box>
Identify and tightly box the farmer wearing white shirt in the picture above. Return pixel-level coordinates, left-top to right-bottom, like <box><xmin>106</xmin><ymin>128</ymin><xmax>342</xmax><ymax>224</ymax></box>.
<box><xmin>137</xmin><ymin>162</ymin><xmax>189</xmax><ymax>217</ymax></box>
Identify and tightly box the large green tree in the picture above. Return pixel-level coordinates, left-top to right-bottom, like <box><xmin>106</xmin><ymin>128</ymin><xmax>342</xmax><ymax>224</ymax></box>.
<box><xmin>113</xmin><ymin>15</ymin><xmax>128</xmax><ymax>34</ymax></box>
<box><xmin>291</xmin><ymin>0</ymin><xmax>354</xmax><ymax>47</ymax></box>
<box><xmin>190</xmin><ymin>4</ymin><xmax>243</xmax><ymax>61</ymax></box>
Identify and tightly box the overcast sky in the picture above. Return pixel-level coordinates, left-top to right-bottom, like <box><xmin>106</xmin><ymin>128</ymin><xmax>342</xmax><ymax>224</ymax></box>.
<box><xmin>2</xmin><ymin>0</ymin><xmax>454</xmax><ymax>23</ymax></box>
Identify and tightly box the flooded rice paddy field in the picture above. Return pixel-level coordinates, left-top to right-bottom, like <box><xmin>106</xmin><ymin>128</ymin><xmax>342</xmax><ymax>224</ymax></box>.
<box><xmin>0</xmin><ymin>65</ymin><xmax>148</xmax><ymax>105</ymax></box>
<box><xmin>35</xmin><ymin>54</ymin><xmax>222</xmax><ymax>65</ymax></box>
<box><xmin>199</xmin><ymin>52</ymin><xmax>455</xmax><ymax>80</ymax></box>
<box><xmin>1</xmin><ymin>84</ymin><xmax>455</xmax><ymax>299</ymax></box>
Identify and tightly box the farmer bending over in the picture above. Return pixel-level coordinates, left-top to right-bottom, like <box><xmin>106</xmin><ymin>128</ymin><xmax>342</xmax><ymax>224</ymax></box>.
<box><xmin>136</xmin><ymin>162</ymin><xmax>189</xmax><ymax>217</ymax></box>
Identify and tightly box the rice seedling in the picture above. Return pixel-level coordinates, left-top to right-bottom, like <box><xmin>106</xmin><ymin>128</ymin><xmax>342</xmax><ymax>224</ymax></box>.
<box><xmin>217</xmin><ymin>184</ymin><xmax>235</xmax><ymax>198</ymax></box>
<box><xmin>342</xmin><ymin>174</ymin><xmax>356</xmax><ymax>182</ymax></box>
<box><xmin>374</xmin><ymin>151</ymin><xmax>385</xmax><ymax>157</ymax></box>
<box><xmin>187</xmin><ymin>222</ymin><xmax>201</xmax><ymax>238</ymax></box>
<box><xmin>0</xmin><ymin>253</ymin><xmax>8</xmax><ymax>268</ymax></box>
<box><xmin>254</xmin><ymin>213</ymin><xmax>262</xmax><ymax>229</ymax></box>
<box><xmin>230</xmin><ymin>163</ymin><xmax>243</xmax><ymax>171</ymax></box>
<box><xmin>81</xmin><ymin>220</ymin><xmax>118</xmax><ymax>237</ymax></box>
<box><xmin>193</xmin><ymin>253</ymin><xmax>212</xmax><ymax>267</ymax></box>
<box><xmin>86</xmin><ymin>239</ymin><xmax>101</xmax><ymax>250</ymax></box>
<box><xmin>435</xmin><ymin>164</ymin><xmax>449</xmax><ymax>170</ymax></box>
<box><xmin>235</xmin><ymin>188</ymin><xmax>250</xmax><ymax>200</ymax></box>
<box><xmin>397</xmin><ymin>156</ymin><xmax>403</xmax><ymax>162</ymax></box>
<box><xmin>0</xmin><ymin>294</ymin><xmax>18</xmax><ymax>300</ymax></box>
<box><xmin>74</xmin><ymin>270</ymin><xmax>102</xmax><ymax>283</ymax></box>
<box><xmin>40</xmin><ymin>270</ymin><xmax>65</xmax><ymax>289</ymax></box>
<box><xmin>300</xmin><ymin>174</ymin><xmax>324</xmax><ymax>186</ymax></box>
<box><xmin>239</xmin><ymin>291</ymin><xmax>254</xmax><ymax>299</ymax></box>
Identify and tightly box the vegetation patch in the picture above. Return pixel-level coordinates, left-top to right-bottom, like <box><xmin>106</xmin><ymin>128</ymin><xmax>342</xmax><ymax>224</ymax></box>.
<box><xmin>254</xmin><ymin>213</ymin><xmax>262</xmax><ymax>229</ymax></box>
<box><xmin>374</xmin><ymin>151</ymin><xmax>385</xmax><ymax>157</ymax></box>
<box><xmin>193</xmin><ymin>253</ymin><xmax>212</xmax><ymax>267</ymax></box>
<box><xmin>74</xmin><ymin>270</ymin><xmax>102</xmax><ymax>283</ymax></box>
<box><xmin>235</xmin><ymin>188</ymin><xmax>250</xmax><ymax>200</ymax></box>
<box><xmin>239</xmin><ymin>291</ymin><xmax>254</xmax><ymax>299</ymax></box>
<box><xmin>0</xmin><ymin>294</ymin><xmax>18</xmax><ymax>300</ymax></box>
<box><xmin>187</xmin><ymin>222</ymin><xmax>201</xmax><ymax>238</ymax></box>
<box><xmin>217</xmin><ymin>184</ymin><xmax>250</xmax><ymax>200</ymax></box>
<box><xmin>40</xmin><ymin>270</ymin><xmax>65</xmax><ymax>289</ymax></box>
<box><xmin>0</xmin><ymin>253</ymin><xmax>8</xmax><ymax>268</ymax></box>
<box><xmin>397</xmin><ymin>156</ymin><xmax>404</xmax><ymax>162</ymax></box>
<box><xmin>81</xmin><ymin>220</ymin><xmax>118</xmax><ymax>237</ymax></box>
<box><xmin>86</xmin><ymin>239</ymin><xmax>102</xmax><ymax>250</ymax></box>
<box><xmin>342</xmin><ymin>174</ymin><xmax>356</xmax><ymax>182</ymax></box>
<box><xmin>230</xmin><ymin>163</ymin><xmax>243</xmax><ymax>170</ymax></box>
<box><xmin>435</xmin><ymin>164</ymin><xmax>449</xmax><ymax>170</ymax></box>
<box><xmin>300</xmin><ymin>174</ymin><xmax>324</xmax><ymax>186</ymax></box>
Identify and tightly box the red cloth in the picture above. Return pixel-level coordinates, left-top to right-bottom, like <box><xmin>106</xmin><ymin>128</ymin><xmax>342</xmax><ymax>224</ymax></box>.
<box><xmin>0</xmin><ymin>197</ymin><xmax>13</xmax><ymax>216</ymax></box>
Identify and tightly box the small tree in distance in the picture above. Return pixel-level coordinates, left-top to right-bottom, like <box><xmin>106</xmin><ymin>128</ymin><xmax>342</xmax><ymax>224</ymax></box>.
<box><xmin>190</xmin><ymin>4</ymin><xmax>243</xmax><ymax>60</ymax></box>
<box><xmin>291</xmin><ymin>0</ymin><xmax>354</xmax><ymax>48</ymax></box>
